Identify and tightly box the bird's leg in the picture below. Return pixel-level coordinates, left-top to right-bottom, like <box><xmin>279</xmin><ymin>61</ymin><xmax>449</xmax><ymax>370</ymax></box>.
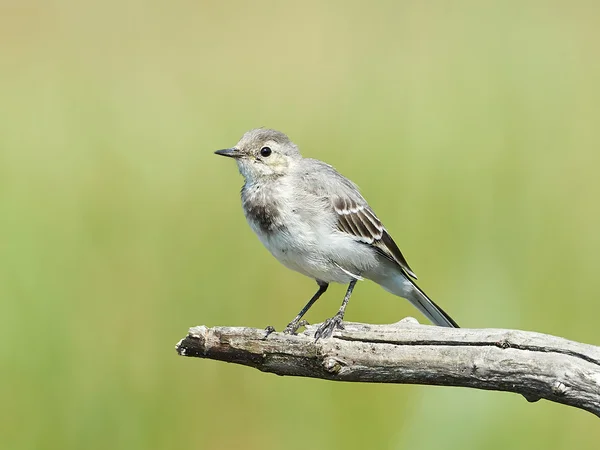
<box><xmin>281</xmin><ymin>281</ymin><xmax>329</xmax><ymax>335</ymax></box>
<box><xmin>314</xmin><ymin>279</ymin><xmax>358</xmax><ymax>340</ymax></box>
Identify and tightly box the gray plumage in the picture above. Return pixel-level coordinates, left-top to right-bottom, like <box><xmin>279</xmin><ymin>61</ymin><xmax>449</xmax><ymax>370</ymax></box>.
<box><xmin>215</xmin><ymin>128</ymin><xmax>458</xmax><ymax>337</ymax></box>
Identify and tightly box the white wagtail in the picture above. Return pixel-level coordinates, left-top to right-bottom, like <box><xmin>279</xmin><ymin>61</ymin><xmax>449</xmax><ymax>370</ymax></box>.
<box><xmin>215</xmin><ymin>128</ymin><xmax>458</xmax><ymax>339</ymax></box>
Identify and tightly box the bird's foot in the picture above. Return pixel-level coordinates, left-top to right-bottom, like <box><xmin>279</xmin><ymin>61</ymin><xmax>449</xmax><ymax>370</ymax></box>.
<box><xmin>314</xmin><ymin>313</ymin><xmax>345</xmax><ymax>341</ymax></box>
<box><xmin>282</xmin><ymin>319</ymin><xmax>309</xmax><ymax>335</ymax></box>
<box><xmin>263</xmin><ymin>325</ymin><xmax>276</xmax><ymax>339</ymax></box>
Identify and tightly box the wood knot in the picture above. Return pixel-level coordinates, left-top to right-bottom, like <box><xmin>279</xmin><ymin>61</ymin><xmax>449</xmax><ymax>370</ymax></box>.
<box><xmin>552</xmin><ymin>381</ymin><xmax>569</xmax><ymax>396</ymax></box>
<box><xmin>323</xmin><ymin>357</ymin><xmax>343</xmax><ymax>374</ymax></box>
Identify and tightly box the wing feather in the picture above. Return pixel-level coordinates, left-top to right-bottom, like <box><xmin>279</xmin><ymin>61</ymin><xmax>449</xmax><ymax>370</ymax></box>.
<box><xmin>333</xmin><ymin>197</ymin><xmax>418</xmax><ymax>279</ymax></box>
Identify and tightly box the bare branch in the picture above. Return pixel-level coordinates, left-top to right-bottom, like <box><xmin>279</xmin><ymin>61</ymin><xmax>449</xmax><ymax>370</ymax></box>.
<box><xmin>175</xmin><ymin>318</ymin><xmax>600</xmax><ymax>417</ymax></box>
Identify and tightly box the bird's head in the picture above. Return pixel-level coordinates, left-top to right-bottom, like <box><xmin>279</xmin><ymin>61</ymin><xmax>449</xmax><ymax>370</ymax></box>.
<box><xmin>215</xmin><ymin>128</ymin><xmax>301</xmax><ymax>181</ymax></box>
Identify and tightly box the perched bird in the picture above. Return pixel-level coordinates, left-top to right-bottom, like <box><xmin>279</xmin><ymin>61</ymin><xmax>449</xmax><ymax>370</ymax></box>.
<box><xmin>215</xmin><ymin>128</ymin><xmax>458</xmax><ymax>339</ymax></box>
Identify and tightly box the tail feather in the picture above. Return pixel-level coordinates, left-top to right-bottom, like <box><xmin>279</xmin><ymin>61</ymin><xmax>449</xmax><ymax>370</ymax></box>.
<box><xmin>375</xmin><ymin>271</ymin><xmax>459</xmax><ymax>328</ymax></box>
<box><xmin>405</xmin><ymin>279</ymin><xmax>459</xmax><ymax>328</ymax></box>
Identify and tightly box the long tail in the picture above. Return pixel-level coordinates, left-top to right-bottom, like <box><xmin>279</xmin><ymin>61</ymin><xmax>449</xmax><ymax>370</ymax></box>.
<box><xmin>405</xmin><ymin>279</ymin><xmax>459</xmax><ymax>327</ymax></box>
<box><xmin>376</xmin><ymin>272</ymin><xmax>459</xmax><ymax>328</ymax></box>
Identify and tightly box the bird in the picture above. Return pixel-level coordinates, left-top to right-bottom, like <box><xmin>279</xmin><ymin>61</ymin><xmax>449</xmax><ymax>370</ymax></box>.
<box><xmin>215</xmin><ymin>128</ymin><xmax>458</xmax><ymax>339</ymax></box>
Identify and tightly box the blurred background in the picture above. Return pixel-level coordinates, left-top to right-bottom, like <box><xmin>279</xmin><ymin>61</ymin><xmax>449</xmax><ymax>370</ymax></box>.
<box><xmin>1</xmin><ymin>0</ymin><xmax>599</xmax><ymax>448</ymax></box>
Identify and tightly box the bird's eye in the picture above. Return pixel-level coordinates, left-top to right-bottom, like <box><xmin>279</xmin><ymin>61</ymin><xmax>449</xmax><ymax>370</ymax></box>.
<box><xmin>260</xmin><ymin>147</ymin><xmax>272</xmax><ymax>157</ymax></box>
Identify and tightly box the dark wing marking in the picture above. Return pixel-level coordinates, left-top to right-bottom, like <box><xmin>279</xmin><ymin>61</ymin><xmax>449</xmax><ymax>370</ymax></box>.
<box><xmin>333</xmin><ymin>197</ymin><xmax>418</xmax><ymax>279</ymax></box>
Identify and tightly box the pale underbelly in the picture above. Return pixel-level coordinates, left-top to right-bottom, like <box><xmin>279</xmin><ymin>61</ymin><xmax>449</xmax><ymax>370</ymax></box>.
<box><xmin>255</xmin><ymin>226</ymin><xmax>377</xmax><ymax>284</ymax></box>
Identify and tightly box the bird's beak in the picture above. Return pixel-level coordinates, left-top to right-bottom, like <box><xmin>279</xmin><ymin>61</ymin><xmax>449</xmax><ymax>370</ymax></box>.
<box><xmin>214</xmin><ymin>148</ymin><xmax>242</xmax><ymax>159</ymax></box>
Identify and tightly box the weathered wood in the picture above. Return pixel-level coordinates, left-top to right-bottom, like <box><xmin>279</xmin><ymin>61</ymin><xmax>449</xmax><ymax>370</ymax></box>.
<box><xmin>175</xmin><ymin>318</ymin><xmax>600</xmax><ymax>417</ymax></box>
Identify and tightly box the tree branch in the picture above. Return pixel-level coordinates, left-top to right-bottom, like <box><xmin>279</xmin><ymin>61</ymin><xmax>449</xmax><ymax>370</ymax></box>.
<box><xmin>175</xmin><ymin>318</ymin><xmax>600</xmax><ymax>417</ymax></box>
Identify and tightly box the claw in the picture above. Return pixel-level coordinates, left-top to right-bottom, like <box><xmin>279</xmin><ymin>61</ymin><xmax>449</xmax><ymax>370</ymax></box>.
<box><xmin>263</xmin><ymin>325</ymin><xmax>276</xmax><ymax>339</ymax></box>
<box><xmin>314</xmin><ymin>314</ymin><xmax>344</xmax><ymax>341</ymax></box>
<box><xmin>283</xmin><ymin>319</ymin><xmax>310</xmax><ymax>335</ymax></box>
<box><xmin>298</xmin><ymin>319</ymin><xmax>309</xmax><ymax>328</ymax></box>
<box><xmin>283</xmin><ymin>320</ymin><xmax>299</xmax><ymax>335</ymax></box>
<box><xmin>282</xmin><ymin>325</ymin><xmax>296</xmax><ymax>335</ymax></box>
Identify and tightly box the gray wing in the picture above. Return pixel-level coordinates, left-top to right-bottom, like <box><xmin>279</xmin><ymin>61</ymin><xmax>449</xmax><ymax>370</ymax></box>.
<box><xmin>299</xmin><ymin>159</ymin><xmax>418</xmax><ymax>279</ymax></box>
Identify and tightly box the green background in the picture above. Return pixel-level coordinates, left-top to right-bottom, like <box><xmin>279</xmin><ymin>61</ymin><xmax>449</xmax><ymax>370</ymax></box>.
<box><xmin>2</xmin><ymin>1</ymin><xmax>599</xmax><ymax>449</ymax></box>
